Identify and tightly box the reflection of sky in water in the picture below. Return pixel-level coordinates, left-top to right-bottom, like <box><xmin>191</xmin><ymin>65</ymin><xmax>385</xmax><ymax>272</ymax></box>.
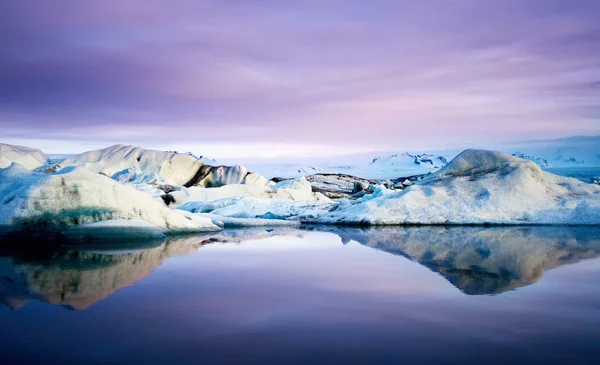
<box><xmin>1</xmin><ymin>227</ymin><xmax>600</xmax><ymax>364</ymax></box>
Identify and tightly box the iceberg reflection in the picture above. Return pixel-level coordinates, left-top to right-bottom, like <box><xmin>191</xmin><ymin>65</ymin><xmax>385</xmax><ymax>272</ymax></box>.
<box><xmin>319</xmin><ymin>226</ymin><xmax>600</xmax><ymax>294</ymax></box>
<box><xmin>0</xmin><ymin>228</ymin><xmax>301</xmax><ymax>310</ymax></box>
<box><xmin>1</xmin><ymin>226</ymin><xmax>599</xmax><ymax>310</ymax></box>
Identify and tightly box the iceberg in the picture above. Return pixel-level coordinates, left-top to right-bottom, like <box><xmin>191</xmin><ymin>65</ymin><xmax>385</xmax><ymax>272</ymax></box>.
<box><xmin>2</xmin><ymin>145</ymin><xmax>598</xmax><ymax>230</ymax></box>
<box><xmin>0</xmin><ymin>164</ymin><xmax>220</xmax><ymax>233</ymax></box>
<box><xmin>58</xmin><ymin>144</ymin><xmax>269</xmax><ymax>187</ymax></box>
<box><xmin>0</xmin><ymin>143</ymin><xmax>49</xmax><ymax>170</ymax></box>
<box><xmin>315</xmin><ymin>150</ymin><xmax>600</xmax><ymax>225</ymax></box>
<box><xmin>176</xmin><ymin>150</ymin><xmax>600</xmax><ymax>226</ymax></box>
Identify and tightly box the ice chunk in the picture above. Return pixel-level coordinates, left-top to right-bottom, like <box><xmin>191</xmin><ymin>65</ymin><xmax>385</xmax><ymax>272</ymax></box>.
<box><xmin>0</xmin><ymin>166</ymin><xmax>220</xmax><ymax>232</ymax></box>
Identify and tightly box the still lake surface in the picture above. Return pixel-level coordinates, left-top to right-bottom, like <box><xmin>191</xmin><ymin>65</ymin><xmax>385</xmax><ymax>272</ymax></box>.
<box><xmin>1</xmin><ymin>226</ymin><xmax>600</xmax><ymax>364</ymax></box>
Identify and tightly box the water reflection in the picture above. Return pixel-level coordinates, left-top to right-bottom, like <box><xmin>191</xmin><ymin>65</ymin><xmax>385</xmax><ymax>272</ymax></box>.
<box><xmin>0</xmin><ymin>228</ymin><xmax>303</xmax><ymax>310</ymax></box>
<box><xmin>317</xmin><ymin>226</ymin><xmax>600</xmax><ymax>295</ymax></box>
<box><xmin>1</xmin><ymin>226</ymin><xmax>599</xmax><ymax>310</ymax></box>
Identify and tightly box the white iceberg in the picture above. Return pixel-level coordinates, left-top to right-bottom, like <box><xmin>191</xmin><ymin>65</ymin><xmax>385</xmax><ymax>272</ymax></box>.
<box><xmin>0</xmin><ymin>143</ymin><xmax>49</xmax><ymax>170</ymax></box>
<box><xmin>177</xmin><ymin>150</ymin><xmax>600</xmax><ymax>226</ymax></box>
<box><xmin>59</xmin><ymin>144</ymin><xmax>268</xmax><ymax>187</ymax></box>
<box><xmin>312</xmin><ymin>150</ymin><xmax>600</xmax><ymax>225</ymax></box>
<box><xmin>3</xmin><ymin>146</ymin><xmax>598</xmax><ymax>230</ymax></box>
<box><xmin>0</xmin><ymin>164</ymin><xmax>220</xmax><ymax>232</ymax></box>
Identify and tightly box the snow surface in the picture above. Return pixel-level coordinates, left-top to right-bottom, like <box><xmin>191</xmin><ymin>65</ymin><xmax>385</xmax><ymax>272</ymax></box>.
<box><xmin>0</xmin><ymin>143</ymin><xmax>49</xmax><ymax>170</ymax></box>
<box><xmin>0</xmin><ymin>164</ymin><xmax>220</xmax><ymax>232</ymax></box>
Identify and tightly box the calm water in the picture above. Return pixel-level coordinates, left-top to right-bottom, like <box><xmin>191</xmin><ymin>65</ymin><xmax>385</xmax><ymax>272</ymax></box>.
<box><xmin>1</xmin><ymin>226</ymin><xmax>600</xmax><ymax>364</ymax></box>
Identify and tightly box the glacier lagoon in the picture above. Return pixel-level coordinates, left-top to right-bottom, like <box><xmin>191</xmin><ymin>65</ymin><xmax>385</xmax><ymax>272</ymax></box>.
<box><xmin>1</xmin><ymin>226</ymin><xmax>600</xmax><ymax>364</ymax></box>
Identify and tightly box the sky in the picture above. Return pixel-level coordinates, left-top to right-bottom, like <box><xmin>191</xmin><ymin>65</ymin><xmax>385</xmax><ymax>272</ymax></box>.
<box><xmin>1</xmin><ymin>0</ymin><xmax>599</xmax><ymax>160</ymax></box>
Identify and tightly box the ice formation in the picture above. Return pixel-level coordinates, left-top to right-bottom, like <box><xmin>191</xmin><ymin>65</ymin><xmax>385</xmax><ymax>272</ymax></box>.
<box><xmin>316</xmin><ymin>150</ymin><xmax>600</xmax><ymax>225</ymax></box>
<box><xmin>58</xmin><ymin>144</ymin><xmax>268</xmax><ymax>187</ymax></box>
<box><xmin>0</xmin><ymin>164</ymin><xmax>220</xmax><ymax>232</ymax></box>
<box><xmin>0</xmin><ymin>143</ymin><xmax>49</xmax><ymax>170</ymax></box>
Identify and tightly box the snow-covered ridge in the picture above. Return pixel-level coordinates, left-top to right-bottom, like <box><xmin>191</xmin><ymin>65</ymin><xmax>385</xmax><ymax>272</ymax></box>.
<box><xmin>0</xmin><ymin>143</ymin><xmax>49</xmax><ymax>170</ymax></box>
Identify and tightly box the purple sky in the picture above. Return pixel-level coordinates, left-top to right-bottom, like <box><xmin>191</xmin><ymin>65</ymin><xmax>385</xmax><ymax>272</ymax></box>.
<box><xmin>1</xmin><ymin>0</ymin><xmax>599</xmax><ymax>158</ymax></box>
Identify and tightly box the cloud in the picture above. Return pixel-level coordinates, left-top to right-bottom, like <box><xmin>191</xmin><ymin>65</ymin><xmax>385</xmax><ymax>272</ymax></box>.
<box><xmin>0</xmin><ymin>0</ymin><xmax>598</xmax><ymax>155</ymax></box>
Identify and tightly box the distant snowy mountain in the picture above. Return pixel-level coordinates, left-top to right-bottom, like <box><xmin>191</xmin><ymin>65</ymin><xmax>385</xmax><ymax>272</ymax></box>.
<box><xmin>251</xmin><ymin>152</ymin><xmax>451</xmax><ymax>180</ymax></box>
<box><xmin>368</xmin><ymin>152</ymin><xmax>450</xmax><ymax>176</ymax></box>
<box><xmin>252</xmin><ymin>136</ymin><xmax>600</xmax><ymax>181</ymax></box>
<box><xmin>245</xmin><ymin>164</ymin><xmax>322</xmax><ymax>179</ymax></box>
<box><xmin>507</xmin><ymin>136</ymin><xmax>600</xmax><ymax>168</ymax></box>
